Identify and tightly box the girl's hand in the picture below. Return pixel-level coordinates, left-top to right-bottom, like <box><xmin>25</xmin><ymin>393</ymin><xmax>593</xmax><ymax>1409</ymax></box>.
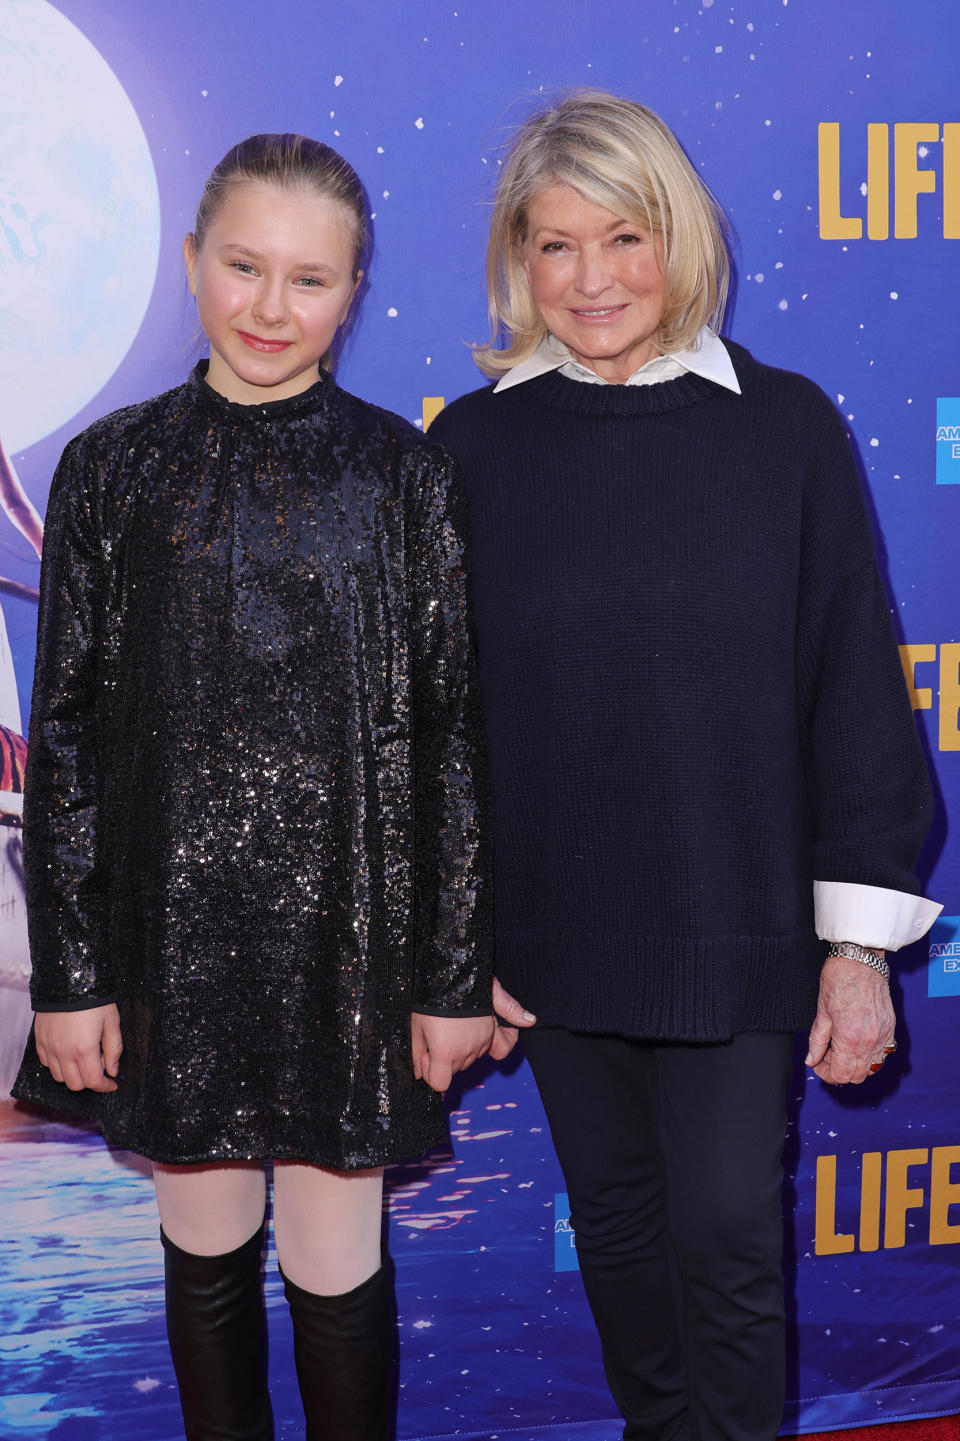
<box><xmin>34</xmin><ymin>1005</ymin><xmax>122</xmax><ymax>1092</ymax></box>
<box><xmin>489</xmin><ymin>977</ymin><xmax>536</xmax><ymax>1061</ymax></box>
<box><xmin>411</xmin><ymin>1013</ymin><xmax>497</xmax><ymax>1093</ymax></box>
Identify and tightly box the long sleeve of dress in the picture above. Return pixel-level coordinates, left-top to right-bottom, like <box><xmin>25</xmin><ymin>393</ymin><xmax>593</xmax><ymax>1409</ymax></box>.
<box><xmin>408</xmin><ymin>448</ymin><xmax>494</xmax><ymax>1017</ymax></box>
<box><xmin>795</xmin><ymin>398</ymin><xmax>935</xmax><ymax>897</ymax></box>
<box><xmin>24</xmin><ymin>437</ymin><xmax>114</xmax><ymax>1012</ymax></box>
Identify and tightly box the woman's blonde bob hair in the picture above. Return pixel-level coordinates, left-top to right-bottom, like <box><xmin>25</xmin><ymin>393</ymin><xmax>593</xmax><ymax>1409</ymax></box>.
<box><xmin>474</xmin><ymin>90</ymin><xmax>731</xmax><ymax>376</ymax></box>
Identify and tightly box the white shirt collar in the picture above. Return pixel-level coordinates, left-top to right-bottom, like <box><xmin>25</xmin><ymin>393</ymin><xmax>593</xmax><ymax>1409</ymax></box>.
<box><xmin>492</xmin><ymin>326</ymin><xmax>741</xmax><ymax>396</ymax></box>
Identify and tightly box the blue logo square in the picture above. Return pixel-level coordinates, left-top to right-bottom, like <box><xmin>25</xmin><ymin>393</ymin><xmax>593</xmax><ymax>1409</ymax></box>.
<box><xmin>936</xmin><ymin>399</ymin><xmax>960</xmax><ymax>484</ymax></box>
<box><xmin>928</xmin><ymin>916</ymin><xmax>960</xmax><ymax>996</ymax></box>
<box><xmin>554</xmin><ymin>1192</ymin><xmax>579</xmax><ymax>1272</ymax></box>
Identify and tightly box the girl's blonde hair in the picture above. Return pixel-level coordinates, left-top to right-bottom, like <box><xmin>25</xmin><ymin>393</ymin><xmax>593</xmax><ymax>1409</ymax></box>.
<box><xmin>474</xmin><ymin>91</ymin><xmax>730</xmax><ymax>376</ymax></box>
<box><xmin>189</xmin><ymin>133</ymin><xmax>367</xmax><ymax>370</ymax></box>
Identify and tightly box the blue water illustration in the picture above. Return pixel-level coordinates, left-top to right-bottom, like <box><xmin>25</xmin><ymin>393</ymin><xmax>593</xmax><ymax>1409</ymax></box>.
<box><xmin>1</xmin><ymin>1062</ymin><xmax>621</xmax><ymax>1441</ymax></box>
<box><xmin>4</xmin><ymin>964</ymin><xmax>960</xmax><ymax>1440</ymax></box>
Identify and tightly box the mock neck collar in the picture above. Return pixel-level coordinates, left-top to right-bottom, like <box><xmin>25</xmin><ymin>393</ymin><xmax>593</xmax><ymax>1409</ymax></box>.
<box><xmin>188</xmin><ymin>361</ymin><xmax>332</xmax><ymax>423</ymax></box>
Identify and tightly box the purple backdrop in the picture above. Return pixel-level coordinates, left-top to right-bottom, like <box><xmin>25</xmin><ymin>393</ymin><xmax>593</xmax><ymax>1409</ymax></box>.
<box><xmin>1</xmin><ymin>2</ymin><xmax>958</xmax><ymax>1436</ymax></box>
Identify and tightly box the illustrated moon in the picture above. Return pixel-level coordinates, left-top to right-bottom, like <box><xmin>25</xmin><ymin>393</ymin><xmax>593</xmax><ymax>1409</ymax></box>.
<box><xmin>0</xmin><ymin>0</ymin><xmax>161</xmax><ymax>453</ymax></box>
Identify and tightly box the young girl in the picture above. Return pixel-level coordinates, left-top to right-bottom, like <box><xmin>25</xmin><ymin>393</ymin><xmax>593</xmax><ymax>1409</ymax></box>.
<box><xmin>13</xmin><ymin>133</ymin><xmax>496</xmax><ymax>1441</ymax></box>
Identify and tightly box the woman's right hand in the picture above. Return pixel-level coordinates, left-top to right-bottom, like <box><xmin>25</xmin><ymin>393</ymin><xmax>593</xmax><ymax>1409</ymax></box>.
<box><xmin>489</xmin><ymin>977</ymin><xmax>536</xmax><ymax>1061</ymax></box>
<box><xmin>34</xmin><ymin>1004</ymin><xmax>122</xmax><ymax>1092</ymax></box>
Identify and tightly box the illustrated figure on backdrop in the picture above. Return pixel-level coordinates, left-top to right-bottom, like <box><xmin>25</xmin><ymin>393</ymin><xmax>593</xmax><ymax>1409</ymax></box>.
<box><xmin>0</xmin><ymin>434</ymin><xmax>40</xmax><ymax>1095</ymax></box>
<box><xmin>12</xmin><ymin>133</ymin><xmax>505</xmax><ymax>1441</ymax></box>
<box><xmin>0</xmin><ymin>431</ymin><xmax>42</xmax><ymax>746</ymax></box>
<box><xmin>429</xmin><ymin>91</ymin><xmax>941</xmax><ymax>1441</ymax></box>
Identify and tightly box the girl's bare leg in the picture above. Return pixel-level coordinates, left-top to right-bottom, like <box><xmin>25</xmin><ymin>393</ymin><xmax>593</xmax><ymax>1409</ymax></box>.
<box><xmin>273</xmin><ymin>1161</ymin><xmax>383</xmax><ymax>1293</ymax></box>
<box><xmin>153</xmin><ymin>1159</ymin><xmax>267</xmax><ymax>1253</ymax></box>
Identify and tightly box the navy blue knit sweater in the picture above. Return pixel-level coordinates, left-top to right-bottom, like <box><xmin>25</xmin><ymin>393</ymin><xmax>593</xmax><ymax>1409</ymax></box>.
<box><xmin>429</xmin><ymin>341</ymin><xmax>933</xmax><ymax>1040</ymax></box>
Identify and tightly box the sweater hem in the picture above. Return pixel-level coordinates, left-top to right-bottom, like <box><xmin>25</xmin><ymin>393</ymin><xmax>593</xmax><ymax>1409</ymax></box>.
<box><xmin>494</xmin><ymin>926</ymin><xmax>823</xmax><ymax>1041</ymax></box>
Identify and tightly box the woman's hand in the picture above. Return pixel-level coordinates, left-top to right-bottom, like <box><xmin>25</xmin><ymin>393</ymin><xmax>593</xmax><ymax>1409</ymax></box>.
<box><xmin>489</xmin><ymin>977</ymin><xmax>536</xmax><ymax>1061</ymax></box>
<box><xmin>34</xmin><ymin>1004</ymin><xmax>122</xmax><ymax>1092</ymax></box>
<box><xmin>805</xmin><ymin>955</ymin><xmax>895</xmax><ymax>1084</ymax></box>
<box><xmin>411</xmin><ymin>1013</ymin><xmax>497</xmax><ymax>1093</ymax></box>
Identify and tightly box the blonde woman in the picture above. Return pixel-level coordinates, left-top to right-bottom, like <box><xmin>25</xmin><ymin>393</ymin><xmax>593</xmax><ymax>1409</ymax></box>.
<box><xmin>430</xmin><ymin>91</ymin><xmax>940</xmax><ymax>1441</ymax></box>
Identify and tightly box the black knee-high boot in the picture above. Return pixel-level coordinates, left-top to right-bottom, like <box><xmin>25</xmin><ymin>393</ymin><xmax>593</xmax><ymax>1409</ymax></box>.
<box><xmin>161</xmin><ymin>1227</ymin><xmax>274</xmax><ymax>1441</ymax></box>
<box><xmin>281</xmin><ymin>1256</ymin><xmax>395</xmax><ymax>1441</ymax></box>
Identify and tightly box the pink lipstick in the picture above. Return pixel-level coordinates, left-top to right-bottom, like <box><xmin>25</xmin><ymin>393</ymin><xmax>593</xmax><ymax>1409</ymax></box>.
<box><xmin>237</xmin><ymin>331</ymin><xmax>293</xmax><ymax>353</ymax></box>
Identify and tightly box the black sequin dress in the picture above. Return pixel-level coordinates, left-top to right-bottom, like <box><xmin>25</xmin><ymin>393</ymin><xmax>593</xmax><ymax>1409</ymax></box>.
<box><xmin>12</xmin><ymin>365</ymin><xmax>493</xmax><ymax>1167</ymax></box>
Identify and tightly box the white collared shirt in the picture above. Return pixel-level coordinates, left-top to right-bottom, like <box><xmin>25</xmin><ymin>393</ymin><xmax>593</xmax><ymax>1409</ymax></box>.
<box><xmin>493</xmin><ymin>325</ymin><xmax>742</xmax><ymax>395</ymax></box>
<box><xmin>491</xmin><ymin>326</ymin><xmax>941</xmax><ymax>953</ymax></box>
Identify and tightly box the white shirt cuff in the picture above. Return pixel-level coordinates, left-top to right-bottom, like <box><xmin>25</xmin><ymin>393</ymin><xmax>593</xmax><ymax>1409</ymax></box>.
<box><xmin>814</xmin><ymin>880</ymin><xmax>943</xmax><ymax>952</ymax></box>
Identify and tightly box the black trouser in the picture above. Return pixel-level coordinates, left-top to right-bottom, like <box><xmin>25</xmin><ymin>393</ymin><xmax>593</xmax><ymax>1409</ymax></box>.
<box><xmin>523</xmin><ymin>1028</ymin><xmax>793</xmax><ymax>1441</ymax></box>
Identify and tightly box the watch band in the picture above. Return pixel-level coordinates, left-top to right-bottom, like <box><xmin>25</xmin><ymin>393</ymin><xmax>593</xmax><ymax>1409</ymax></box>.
<box><xmin>825</xmin><ymin>940</ymin><xmax>890</xmax><ymax>982</ymax></box>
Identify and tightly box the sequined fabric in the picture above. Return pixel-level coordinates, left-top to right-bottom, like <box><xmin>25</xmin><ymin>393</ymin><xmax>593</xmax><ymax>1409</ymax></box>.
<box><xmin>13</xmin><ymin>366</ymin><xmax>493</xmax><ymax>1167</ymax></box>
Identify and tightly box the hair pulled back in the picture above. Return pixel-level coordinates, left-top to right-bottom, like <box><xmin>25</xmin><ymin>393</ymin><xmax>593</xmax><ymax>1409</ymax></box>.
<box><xmin>193</xmin><ymin>132</ymin><xmax>367</xmax><ymax>280</ymax></box>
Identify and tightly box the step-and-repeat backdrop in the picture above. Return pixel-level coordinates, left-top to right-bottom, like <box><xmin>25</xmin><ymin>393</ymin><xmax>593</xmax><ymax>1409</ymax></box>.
<box><xmin>1</xmin><ymin>2</ymin><xmax>957</xmax><ymax>1437</ymax></box>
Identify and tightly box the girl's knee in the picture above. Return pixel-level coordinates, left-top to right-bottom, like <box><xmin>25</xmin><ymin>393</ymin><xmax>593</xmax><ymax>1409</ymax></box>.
<box><xmin>273</xmin><ymin>1163</ymin><xmax>383</xmax><ymax>1295</ymax></box>
<box><xmin>153</xmin><ymin>1161</ymin><xmax>267</xmax><ymax>1255</ymax></box>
